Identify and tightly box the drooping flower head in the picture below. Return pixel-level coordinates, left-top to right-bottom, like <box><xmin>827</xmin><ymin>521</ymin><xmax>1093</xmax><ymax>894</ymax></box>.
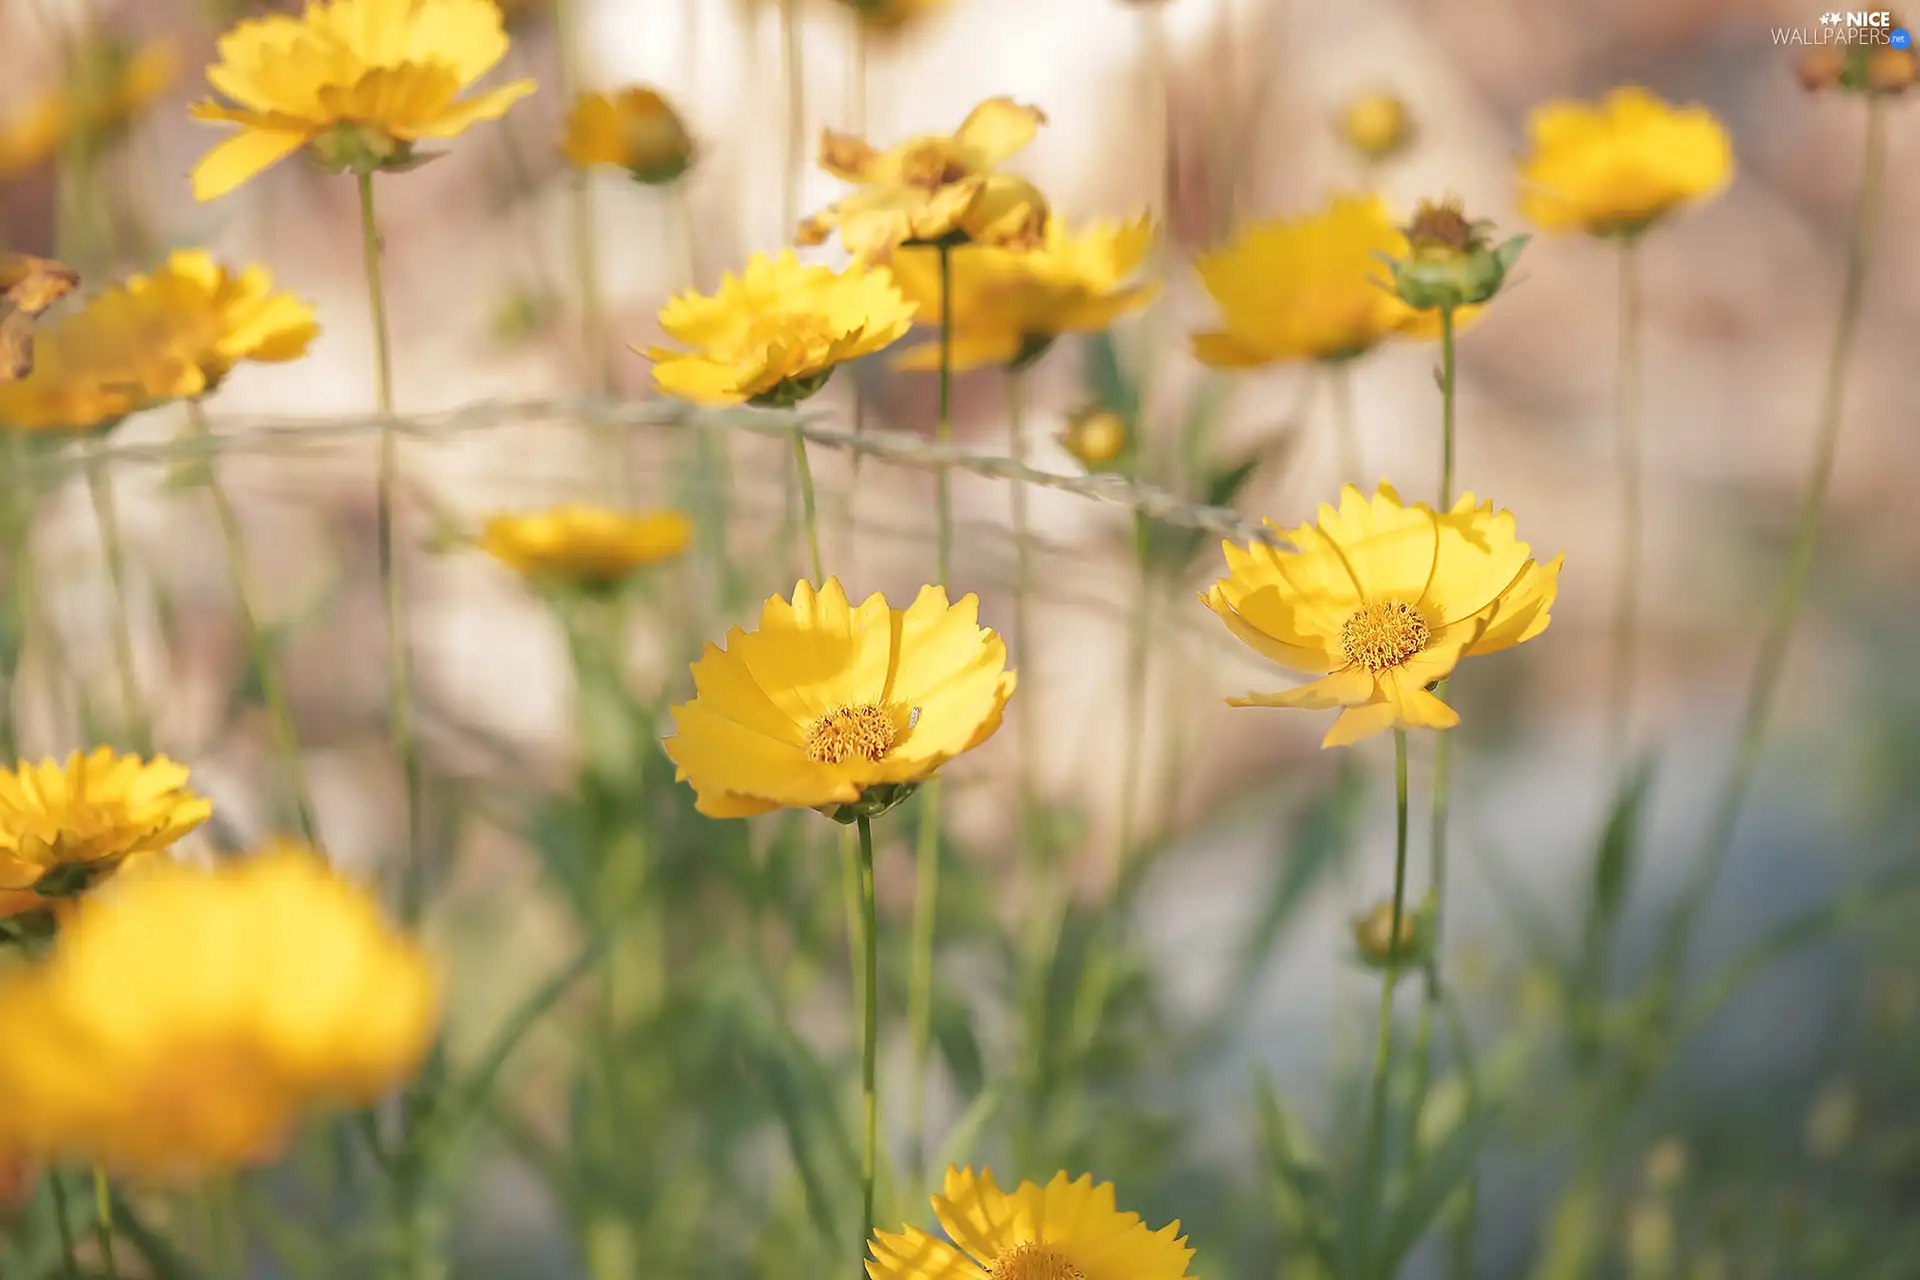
<box><xmin>1192</xmin><ymin>194</ymin><xmax>1471</xmax><ymax>368</ymax></box>
<box><xmin>641</xmin><ymin>251</ymin><xmax>915</xmax><ymax>406</ymax></box>
<box><xmin>1516</xmin><ymin>87</ymin><xmax>1733</xmax><ymax>239</ymax></box>
<box><xmin>0</xmin><ymin>36</ymin><xmax>177</xmax><ymax>175</ymax></box>
<box><xmin>559</xmin><ymin>86</ymin><xmax>694</xmax><ymax>185</ymax></box>
<box><xmin>0</xmin><ymin>846</ymin><xmax>439</xmax><ymax>1178</ymax></box>
<box><xmin>0</xmin><ymin>748</ymin><xmax>213</xmax><ymax>915</ymax></box>
<box><xmin>1204</xmin><ymin>482</ymin><xmax>1562</xmax><ymax>748</ymax></box>
<box><xmin>480</xmin><ymin>505</ymin><xmax>691</xmax><ymax>587</ymax></box>
<box><xmin>190</xmin><ymin>0</ymin><xmax>537</xmax><ymax>201</ymax></box>
<box><xmin>867</xmin><ymin>1167</ymin><xmax>1197</xmax><ymax>1280</ymax></box>
<box><xmin>0</xmin><ymin>254</ymin><xmax>81</xmax><ymax>383</ymax></box>
<box><xmin>799</xmin><ymin>97</ymin><xmax>1050</xmax><ymax>262</ymax></box>
<box><xmin>0</xmin><ymin>252</ymin><xmax>317</xmax><ymax>431</ymax></box>
<box><xmin>885</xmin><ymin>215</ymin><xmax>1158</xmax><ymax>372</ymax></box>
<box><xmin>665</xmin><ymin>579</ymin><xmax>1016</xmax><ymax>819</ymax></box>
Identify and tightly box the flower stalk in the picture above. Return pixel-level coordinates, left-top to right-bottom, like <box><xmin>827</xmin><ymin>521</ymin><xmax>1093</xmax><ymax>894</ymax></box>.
<box><xmin>1608</xmin><ymin>240</ymin><xmax>1645</xmax><ymax>762</ymax></box>
<box><xmin>82</xmin><ymin>441</ymin><xmax>148</xmax><ymax>755</ymax></box>
<box><xmin>855</xmin><ymin>813</ymin><xmax>880</xmax><ymax>1261</ymax></box>
<box><xmin>1357</xmin><ymin>729</ymin><xmax>1414</xmax><ymax>1268</ymax></box>
<box><xmin>92</xmin><ymin>1164</ymin><xmax>118</xmax><ymax>1280</ymax></box>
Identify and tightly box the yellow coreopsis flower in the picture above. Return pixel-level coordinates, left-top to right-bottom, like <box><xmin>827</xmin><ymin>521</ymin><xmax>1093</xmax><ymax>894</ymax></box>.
<box><xmin>480</xmin><ymin>505</ymin><xmax>691</xmax><ymax>585</ymax></box>
<box><xmin>1204</xmin><ymin>482</ymin><xmax>1562</xmax><ymax>748</ymax></box>
<box><xmin>886</xmin><ymin>215</ymin><xmax>1158</xmax><ymax>371</ymax></box>
<box><xmin>1516</xmin><ymin>87</ymin><xmax>1733</xmax><ymax>238</ymax></box>
<box><xmin>0</xmin><ymin>36</ymin><xmax>177</xmax><ymax>175</ymax></box>
<box><xmin>0</xmin><ymin>846</ymin><xmax>438</xmax><ymax>1177</ymax></box>
<box><xmin>189</xmin><ymin>0</ymin><xmax>537</xmax><ymax>201</ymax></box>
<box><xmin>641</xmin><ymin>251</ymin><xmax>915</xmax><ymax>406</ymax></box>
<box><xmin>1192</xmin><ymin>194</ymin><xmax>1469</xmax><ymax>368</ymax></box>
<box><xmin>559</xmin><ymin>86</ymin><xmax>694</xmax><ymax>185</ymax></box>
<box><xmin>798</xmin><ymin>97</ymin><xmax>1050</xmax><ymax>261</ymax></box>
<box><xmin>0</xmin><ymin>251</ymin><xmax>317</xmax><ymax>431</ymax></box>
<box><xmin>868</xmin><ymin>1167</ymin><xmax>1197</xmax><ymax>1280</ymax></box>
<box><xmin>665</xmin><ymin>578</ymin><xmax>1016</xmax><ymax>819</ymax></box>
<box><xmin>0</xmin><ymin>748</ymin><xmax>213</xmax><ymax>913</ymax></box>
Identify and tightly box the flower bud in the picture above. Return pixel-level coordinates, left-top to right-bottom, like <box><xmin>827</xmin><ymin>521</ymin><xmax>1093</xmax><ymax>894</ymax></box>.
<box><xmin>833</xmin><ymin>0</ymin><xmax>947</xmax><ymax>30</ymax></box>
<box><xmin>1339</xmin><ymin>91</ymin><xmax>1415</xmax><ymax>162</ymax></box>
<box><xmin>961</xmin><ymin>173</ymin><xmax>1049</xmax><ymax>251</ymax></box>
<box><xmin>1384</xmin><ymin>197</ymin><xmax>1528</xmax><ymax>311</ymax></box>
<box><xmin>561</xmin><ymin>87</ymin><xmax>696</xmax><ymax>186</ymax></box>
<box><xmin>1350</xmin><ymin>897</ymin><xmax>1432</xmax><ymax>970</ymax></box>
<box><xmin>1796</xmin><ymin>46</ymin><xmax>1848</xmax><ymax>92</ymax></box>
<box><xmin>1058</xmin><ymin>407</ymin><xmax>1130</xmax><ymax>471</ymax></box>
<box><xmin>1865</xmin><ymin>45</ymin><xmax>1918</xmax><ymax>94</ymax></box>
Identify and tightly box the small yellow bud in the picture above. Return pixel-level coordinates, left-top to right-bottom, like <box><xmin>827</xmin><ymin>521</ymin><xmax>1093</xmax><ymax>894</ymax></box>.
<box><xmin>561</xmin><ymin>87</ymin><xmax>695</xmax><ymax>186</ymax></box>
<box><xmin>1796</xmin><ymin>45</ymin><xmax>1848</xmax><ymax>92</ymax></box>
<box><xmin>1058</xmin><ymin>407</ymin><xmax>1130</xmax><ymax>470</ymax></box>
<box><xmin>1350</xmin><ymin>897</ymin><xmax>1432</xmax><ymax>970</ymax></box>
<box><xmin>1865</xmin><ymin>45</ymin><xmax>1918</xmax><ymax>94</ymax></box>
<box><xmin>1339</xmin><ymin>92</ymin><xmax>1415</xmax><ymax>162</ymax></box>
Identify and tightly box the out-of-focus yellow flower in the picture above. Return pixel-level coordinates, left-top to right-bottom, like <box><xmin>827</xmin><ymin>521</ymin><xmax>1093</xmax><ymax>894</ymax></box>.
<box><xmin>798</xmin><ymin>97</ymin><xmax>1049</xmax><ymax>261</ymax></box>
<box><xmin>832</xmin><ymin>0</ymin><xmax>947</xmax><ymax>31</ymax></box>
<box><xmin>1058</xmin><ymin>406</ymin><xmax>1130</xmax><ymax>472</ymax></box>
<box><xmin>1203</xmin><ymin>482</ymin><xmax>1562</xmax><ymax>748</ymax></box>
<box><xmin>641</xmin><ymin>251</ymin><xmax>915</xmax><ymax>406</ymax></box>
<box><xmin>480</xmin><ymin>505</ymin><xmax>691</xmax><ymax>585</ymax></box>
<box><xmin>1192</xmin><ymin>194</ymin><xmax>1470</xmax><ymax>367</ymax></box>
<box><xmin>665</xmin><ymin>578</ymin><xmax>1015</xmax><ymax>819</ymax></box>
<box><xmin>0</xmin><ymin>846</ymin><xmax>438</xmax><ymax>1178</ymax></box>
<box><xmin>868</xmin><ymin>1167</ymin><xmax>1197</xmax><ymax>1280</ymax></box>
<box><xmin>0</xmin><ymin>252</ymin><xmax>316</xmax><ymax>431</ymax></box>
<box><xmin>559</xmin><ymin>86</ymin><xmax>693</xmax><ymax>185</ymax></box>
<box><xmin>1517</xmin><ymin>87</ymin><xmax>1733</xmax><ymax>237</ymax></box>
<box><xmin>886</xmin><ymin>216</ymin><xmax>1158</xmax><ymax>372</ymax></box>
<box><xmin>0</xmin><ymin>36</ymin><xmax>177</xmax><ymax>175</ymax></box>
<box><xmin>0</xmin><ymin>749</ymin><xmax>212</xmax><ymax>913</ymax></box>
<box><xmin>190</xmin><ymin>0</ymin><xmax>536</xmax><ymax>201</ymax></box>
<box><xmin>1</xmin><ymin>254</ymin><xmax>81</xmax><ymax>383</ymax></box>
<box><xmin>1339</xmin><ymin>91</ymin><xmax>1415</xmax><ymax>162</ymax></box>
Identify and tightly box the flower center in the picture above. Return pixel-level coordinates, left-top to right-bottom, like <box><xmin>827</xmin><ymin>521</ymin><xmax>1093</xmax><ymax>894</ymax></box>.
<box><xmin>991</xmin><ymin>1243</ymin><xmax>1086</xmax><ymax>1280</ymax></box>
<box><xmin>1340</xmin><ymin>599</ymin><xmax>1430</xmax><ymax>673</ymax></box>
<box><xmin>803</xmin><ymin>703</ymin><xmax>897</xmax><ymax>765</ymax></box>
<box><xmin>899</xmin><ymin>139</ymin><xmax>972</xmax><ymax>188</ymax></box>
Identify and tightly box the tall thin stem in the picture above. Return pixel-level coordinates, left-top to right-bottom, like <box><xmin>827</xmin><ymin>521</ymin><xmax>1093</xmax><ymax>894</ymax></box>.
<box><xmin>82</xmin><ymin>442</ymin><xmax>148</xmax><ymax>755</ymax></box>
<box><xmin>855</xmin><ymin>814</ymin><xmax>880</xmax><ymax>1265</ymax></box>
<box><xmin>780</xmin><ymin>0</ymin><xmax>805</xmax><ymax>243</ymax></box>
<box><xmin>186</xmin><ymin>400</ymin><xmax>321</xmax><ymax>849</ymax></box>
<box><xmin>1607</xmin><ymin>239</ymin><xmax>1645</xmax><ymax>763</ymax></box>
<box><xmin>933</xmin><ymin>244</ymin><xmax>955</xmax><ymax>582</ymax></box>
<box><xmin>792</xmin><ymin>429</ymin><xmax>824</xmax><ymax>585</ymax></box>
<box><xmin>1427</xmin><ymin>306</ymin><xmax>1460</xmax><ymax>1003</ymax></box>
<box><xmin>356</xmin><ymin>168</ymin><xmax>431</xmax><ymax>1280</ymax></box>
<box><xmin>1658</xmin><ymin>97</ymin><xmax>1888</xmax><ymax>993</ymax></box>
<box><xmin>1438</xmin><ymin>306</ymin><xmax>1457</xmax><ymax>503</ymax></box>
<box><xmin>1008</xmin><ymin>369</ymin><xmax>1040</xmax><ymax>867</ymax></box>
<box><xmin>92</xmin><ymin>1164</ymin><xmax>118</xmax><ymax>1280</ymax></box>
<box><xmin>1113</xmin><ymin>510</ymin><xmax>1152</xmax><ymax>868</ymax></box>
<box><xmin>50</xmin><ymin>1170</ymin><xmax>80</xmax><ymax>1279</ymax></box>
<box><xmin>1356</xmin><ymin>730</ymin><xmax>1413</xmax><ymax>1275</ymax></box>
<box><xmin>1328</xmin><ymin>358</ymin><xmax>1362</xmax><ymax>486</ymax></box>
<box><xmin>555</xmin><ymin>0</ymin><xmax>614</xmax><ymax>401</ymax></box>
<box><xmin>845</xmin><ymin>15</ymin><xmax>872</xmax><ymax>505</ymax></box>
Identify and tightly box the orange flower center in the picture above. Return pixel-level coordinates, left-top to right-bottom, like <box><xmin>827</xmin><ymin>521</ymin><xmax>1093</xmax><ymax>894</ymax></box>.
<box><xmin>991</xmin><ymin>1243</ymin><xmax>1086</xmax><ymax>1280</ymax></box>
<box><xmin>803</xmin><ymin>703</ymin><xmax>897</xmax><ymax>764</ymax></box>
<box><xmin>1340</xmin><ymin>599</ymin><xmax>1429</xmax><ymax>673</ymax></box>
<box><xmin>899</xmin><ymin>139</ymin><xmax>972</xmax><ymax>188</ymax></box>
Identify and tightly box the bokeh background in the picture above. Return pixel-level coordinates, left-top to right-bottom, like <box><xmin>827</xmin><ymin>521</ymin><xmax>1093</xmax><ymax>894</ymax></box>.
<box><xmin>3</xmin><ymin>0</ymin><xmax>1918</xmax><ymax>1276</ymax></box>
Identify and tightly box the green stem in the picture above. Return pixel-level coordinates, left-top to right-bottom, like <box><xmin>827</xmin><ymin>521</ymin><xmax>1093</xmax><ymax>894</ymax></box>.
<box><xmin>792</xmin><ymin>428</ymin><xmax>824</xmax><ymax>585</ymax></box>
<box><xmin>1655</xmin><ymin>97</ymin><xmax>1886</xmax><ymax>1003</ymax></box>
<box><xmin>1356</xmin><ymin>730</ymin><xmax>1413</xmax><ymax>1276</ymax></box>
<box><xmin>1438</xmin><ymin>306</ymin><xmax>1457</xmax><ymax>504</ymax></box>
<box><xmin>780</xmin><ymin>0</ymin><xmax>805</xmax><ymax>243</ymax></box>
<box><xmin>1008</xmin><ymin>368</ymin><xmax>1040</xmax><ymax>881</ymax></box>
<box><xmin>1607</xmin><ymin>240</ymin><xmax>1644</xmax><ymax>764</ymax></box>
<box><xmin>855</xmin><ymin>814</ymin><xmax>880</xmax><ymax>1265</ymax></box>
<box><xmin>51</xmin><ymin>1170</ymin><xmax>81</xmax><ymax>1279</ymax></box>
<box><xmin>1114</xmin><ymin>510</ymin><xmax>1152</xmax><ymax>867</ymax></box>
<box><xmin>82</xmin><ymin>443</ymin><xmax>148</xmax><ymax>755</ymax></box>
<box><xmin>1329</xmin><ymin>358</ymin><xmax>1362</xmax><ymax>486</ymax></box>
<box><xmin>92</xmin><ymin>1164</ymin><xmax>118</xmax><ymax>1280</ymax></box>
<box><xmin>356</xmin><ymin>167</ymin><xmax>431</xmax><ymax>1280</ymax></box>
<box><xmin>934</xmin><ymin>243</ymin><xmax>954</xmax><ymax>583</ymax></box>
<box><xmin>186</xmin><ymin>400</ymin><xmax>321</xmax><ymax>849</ymax></box>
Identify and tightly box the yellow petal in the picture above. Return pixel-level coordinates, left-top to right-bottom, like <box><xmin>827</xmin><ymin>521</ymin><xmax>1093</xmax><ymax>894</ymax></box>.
<box><xmin>191</xmin><ymin>127</ymin><xmax>311</xmax><ymax>201</ymax></box>
<box><xmin>952</xmin><ymin>97</ymin><xmax>1046</xmax><ymax>167</ymax></box>
<box><xmin>1322</xmin><ymin>700</ymin><xmax>1399</xmax><ymax>748</ymax></box>
<box><xmin>1228</xmin><ymin>665</ymin><xmax>1375</xmax><ymax>710</ymax></box>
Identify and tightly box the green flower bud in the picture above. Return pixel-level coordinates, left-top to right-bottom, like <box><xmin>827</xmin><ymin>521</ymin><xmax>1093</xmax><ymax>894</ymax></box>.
<box><xmin>1384</xmin><ymin>198</ymin><xmax>1528</xmax><ymax>312</ymax></box>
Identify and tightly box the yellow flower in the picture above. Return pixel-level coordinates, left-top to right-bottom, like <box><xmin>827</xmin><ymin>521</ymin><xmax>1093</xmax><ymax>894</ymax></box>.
<box><xmin>0</xmin><ymin>251</ymin><xmax>317</xmax><ymax>431</ymax></box>
<box><xmin>0</xmin><ymin>846</ymin><xmax>438</xmax><ymax>1177</ymax></box>
<box><xmin>641</xmin><ymin>251</ymin><xmax>915</xmax><ymax>406</ymax></box>
<box><xmin>1</xmin><ymin>253</ymin><xmax>81</xmax><ymax>383</ymax></box>
<box><xmin>1517</xmin><ymin>87</ymin><xmax>1733</xmax><ymax>237</ymax></box>
<box><xmin>867</xmin><ymin>1167</ymin><xmax>1196</xmax><ymax>1280</ymax></box>
<box><xmin>190</xmin><ymin>0</ymin><xmax>537</xmax><ymax>201</ymax></box>
<box><xmin>1193</xmin><ymin>194</ymin><xmax>1470</xmax><ymax>367</ymax></box>
<box><xmin>559</xmin><ymin>86</ymin><xmax>694</xmax><ymax>184</ymax></box>
<box><xmin>665</xmin><ymin>578</ymin><xmax>1016</xmax><ymax>819</ymax></box>
<box><xmin>1203</xmin><ymin>482</ymin><xmax>1562</xmax><ymax>748</ymax></box>
<box><xmin>0</xmin><ymin>36</ymin><xmax>177</xmax><ymax>175</ymax></box>
<box><xmin>480</xmin><ymin>505</ymin><xmax>691</xmax><ymax>585</ymax></box>
<box><xmin>1339</xmin><ymin>91</ymin><xmax>1415</xmax><ymax>162</ymax></box>
<box><xmin>886</xmin><ymin>216</ymin><xmax>1158</xmax><ymax>372</ymax></box>
<box><xmin>0</xmin><ymin>748</ymin><xmax>213</xmax><ymax>912</ymax></box>
<box><xmin>798</xmin><ymin>97</ymin><xmax>1050</xmax><ymax>261</ymax></box>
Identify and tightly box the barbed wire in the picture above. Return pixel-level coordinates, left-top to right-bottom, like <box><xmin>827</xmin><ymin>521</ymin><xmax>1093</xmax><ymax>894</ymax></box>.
<box><xmin>20</xmin><ymin>394</ymin><xmax>1290</xmax><ymax>547</ymax></box>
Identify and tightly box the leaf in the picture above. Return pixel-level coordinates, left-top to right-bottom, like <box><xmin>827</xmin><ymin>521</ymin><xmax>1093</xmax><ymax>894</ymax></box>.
<box><xmin>932</xmin><ymin>1078</ymin><xmax>1010</xmax><ymax>1175</ymax></box>
<box><xmin>932</xmin><ymin>986</ymin><xmax>987</xmax><ymax>1099</ymax></box>
<box><xmin>1373</xmin><ymin>1099</ymin><xmax>1502</xmax><ymax>1274</ymax></box>
<box><xmin>1574</xmin><ymin>752</ymin><xmax>1658</xmax><ymax>1057</ymax></box>
<box><xmin>1252</xmin><ymin>1067</ymin><xmax>1340</xmax><ymax>1271</ymax></box>
<box><xmin>1080</xmin><ymin>330</ymin><xmax>1140</xmax><ymax>428</ymax></box>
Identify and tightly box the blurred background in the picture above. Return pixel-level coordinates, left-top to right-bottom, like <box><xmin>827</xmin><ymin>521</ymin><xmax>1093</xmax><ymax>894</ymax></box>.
<box><xmin>2</xmin><ymin>0</ymin><xmax>1918</xmax><ymax>1276</ymax></box>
